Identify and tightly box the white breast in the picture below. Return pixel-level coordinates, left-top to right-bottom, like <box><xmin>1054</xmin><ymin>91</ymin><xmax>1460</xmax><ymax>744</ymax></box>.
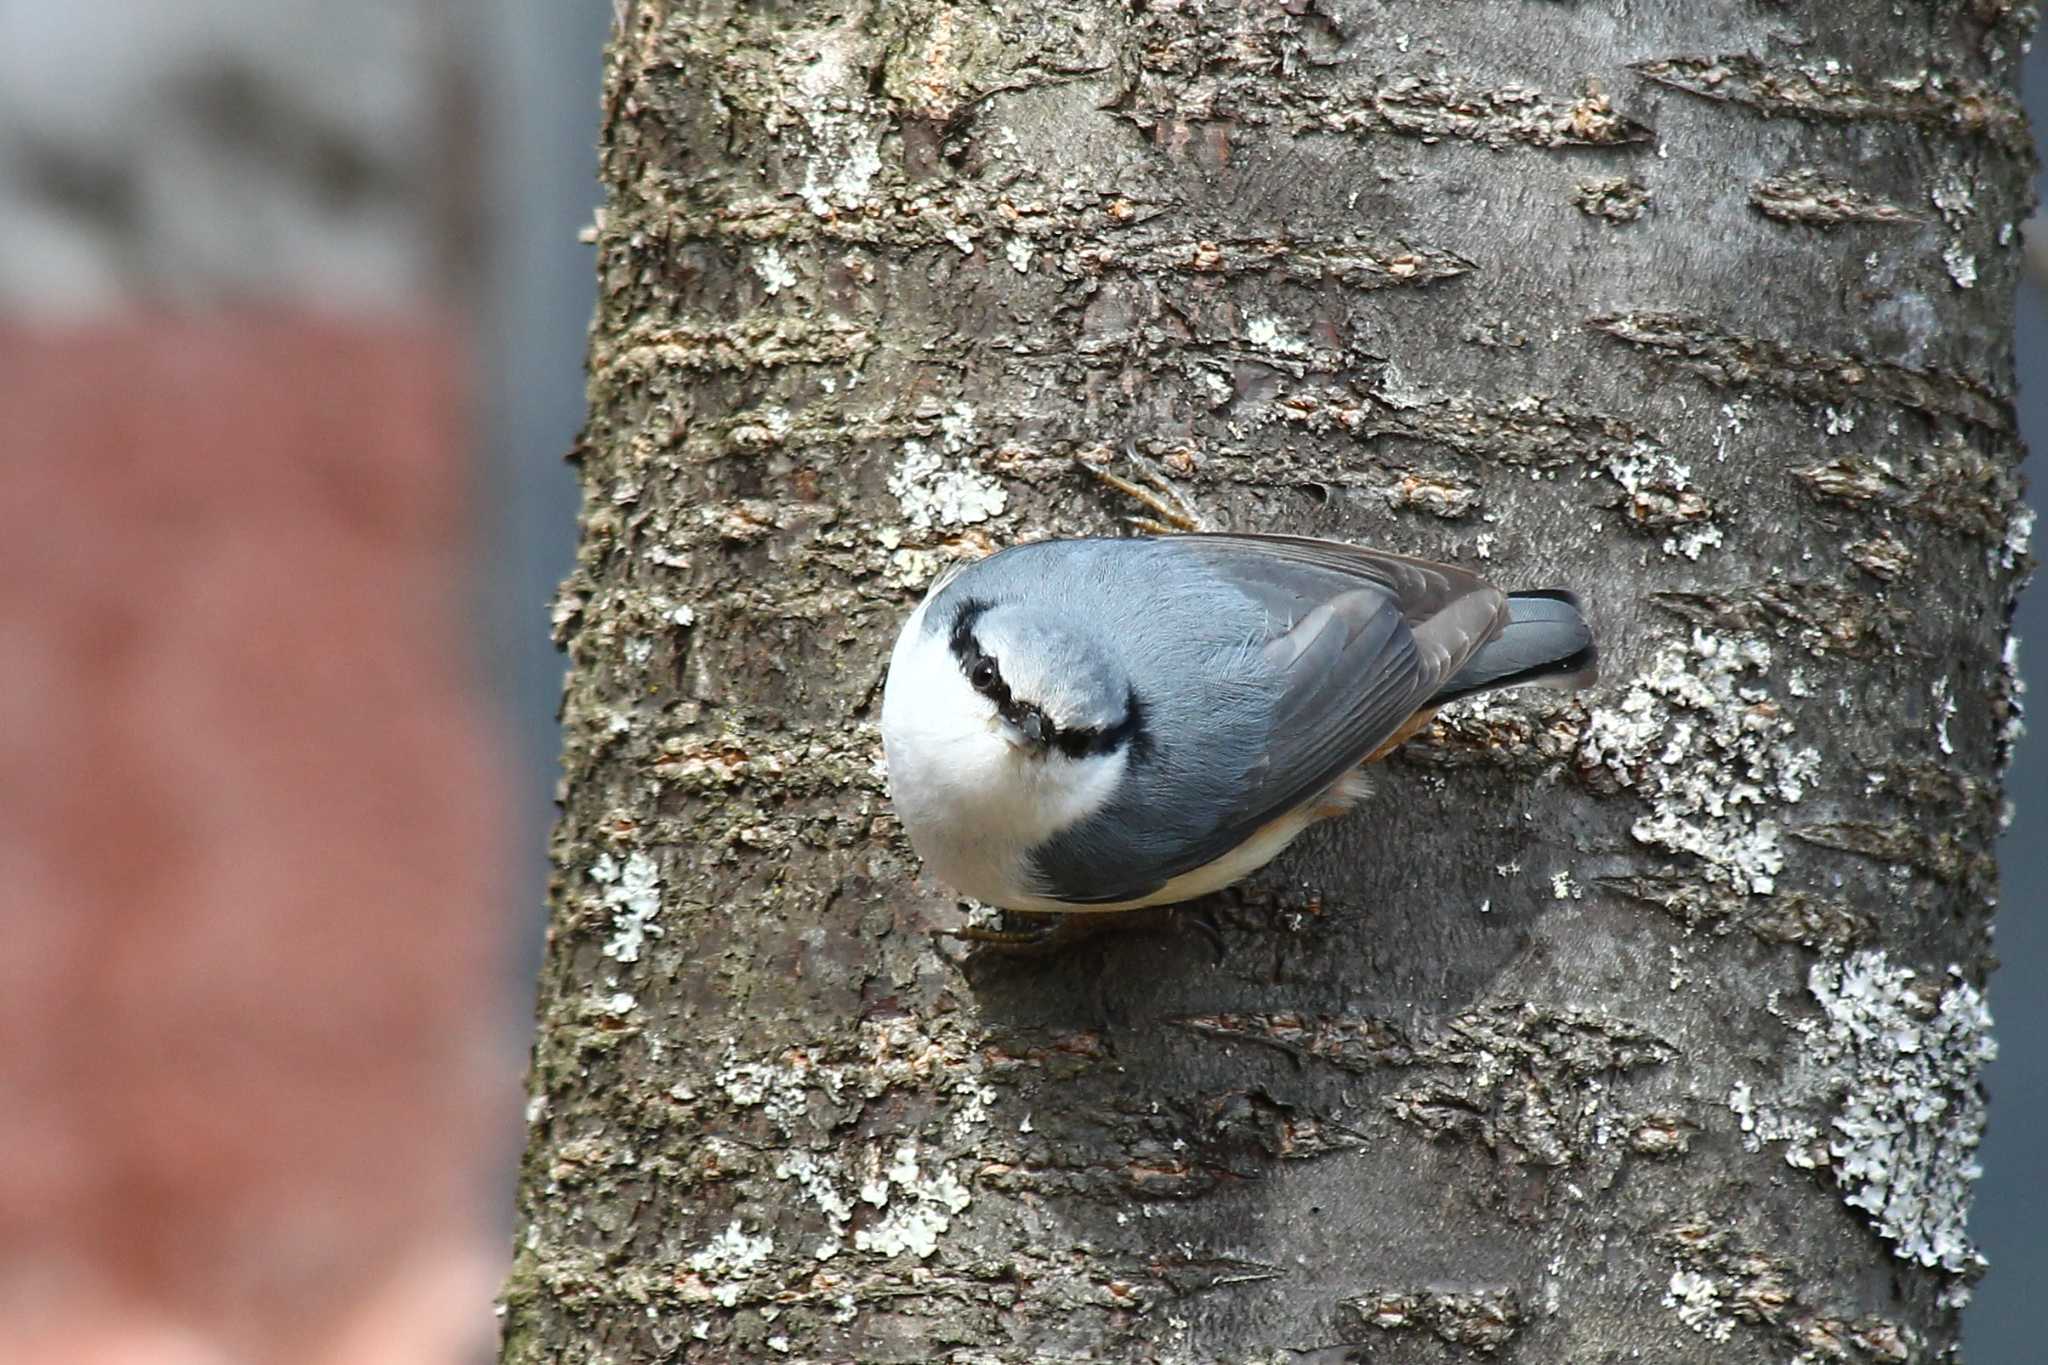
<box><xmin>879</xmin><ymin>600</ymin><xmax>1127</xmax><ymax>907</ymax></box>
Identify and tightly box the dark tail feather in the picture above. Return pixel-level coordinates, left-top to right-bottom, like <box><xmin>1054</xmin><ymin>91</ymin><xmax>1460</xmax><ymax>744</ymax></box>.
<box><xmin>1430</xmin><ymin>589</ymin><xmax>1597</xmax><ymax>706</ymax></box>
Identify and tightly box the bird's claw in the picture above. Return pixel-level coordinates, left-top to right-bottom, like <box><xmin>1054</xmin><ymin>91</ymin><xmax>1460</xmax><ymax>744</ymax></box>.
<box><xmin>937</xmin><ymin>915</ymin><xmax>1065</xmax><ymax>952</ymax></box>
<box><xmin>934</xmin><ymin>900</ymin><xmax>1226</xmax><ymax>963</ymax></box>
<box><xmin>936</xmin><ymin>910</ymin><xmax>1134</xmax><ymax>958</ymax></box>
<box><xmin>1077</xmin><ymin>446</ymin><xmax>1214</xmax><ymax>534</ymax></box>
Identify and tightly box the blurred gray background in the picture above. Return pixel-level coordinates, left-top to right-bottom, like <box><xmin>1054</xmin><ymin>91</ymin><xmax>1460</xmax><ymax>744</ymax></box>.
<box><xmin>475</xmin><ymin>1</ymin><xmax>611</xmax><ymax>991</ymax></box>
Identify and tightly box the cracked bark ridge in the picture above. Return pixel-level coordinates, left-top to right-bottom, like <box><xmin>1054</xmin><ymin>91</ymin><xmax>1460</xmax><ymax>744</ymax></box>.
<box><xmin>1574</xmin><ymin>175</ymin><xmax>1652</xmax><ymax>223</ymax></box>
<box><xmin>1632</xmin><ymin>52</ymin><xmax>2032</xmax><ymax>156</ymax></box>
<box><xmin>1750</xmin><ymin>168</ymin><xmax>1925</xmax><ymax>227</ymax></box>
<box><xmin>1589</xmin><ymin>311</ymin><xmax>2015</xmax><ymax>432</ymax></box>
<box><xmin>1338</xmin><ymin>1285</ymin><xmax>1523</xmax><ymax>1355</ymax></box>
<box><xmin>505</xmin><ymin>0</ymin><xmax>2030</xmax><ymax>1360</ymax></box>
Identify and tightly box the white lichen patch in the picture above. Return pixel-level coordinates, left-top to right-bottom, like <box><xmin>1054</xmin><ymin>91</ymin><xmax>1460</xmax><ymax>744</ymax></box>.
<box><xmin>883</xmin><ymin>546</ymin><xmax>943</xmax><ymax>590</ymax></box>
<box><xmin>888</xmin><ymin>438</ymin><xmax>1007</xmax><ymax>529</ymax></box>
<box><xmin>1579</xmin><ymin>632</ymin><xmax>1820</xmax><ymax>895</ymax></box>
<box><xmin>1930</xmin><ymin>172</ymin><xmax>1975</xmax><ymax>228</ymax></box>
<box><xmin>1726</xmin><ymin>1081</ymin><xmax>1821</xmax><ymax>1160</ymax></box>
<box><xmin>708</xmin><ymin>1013</ymin><xmax>992</xmax><ymax>1140</ymax></box>
<box><xmin>1604</xmin><ymin>442</ymin><xmax>1717</xmax><ymax>554</ymax></box>
<box><xmin>773</xmin><ymin>1149</ymin><xmax>856</xmax><ymax>1260</ymax></box>
<box><xmin>1664</xmin><ymin>1268</ymin><xmax>1734</xmax><ymax>1342</ymax></box>
<box><xmin>753</xmin><ymin>247</ymin><xmax>798</xmax><ymax>295</ymax></box>
<box><xmin>1996</xmin><ymin>502</ymin><xmax>2034</xmax><ymax>573</ymax></box>
<box><xmin>1244</xmin><ymin>313</ymin><xmax>1310</xmax><ymax>358</ymax></box>
<box><xmin>825</xmin><ymin>138</ymin><xmax>884</xmax><ymax>210</ymax></box>
<box><xmin>1802</xmin><ymin>951</ymin><xmax>1993</xmax><ymax>1276</ymax></box>
<box><xmin>781</xmin><ymin>32</ymin><xmax>886</xmax><ymax>218</ymax></box>
<box><xmin>857</xmin><ymin>1012</ymin><xmax>999</xmax><ymax>1139</ymax></box>
<box><xmin>1942</xmin><ymin>242</ymin><xmax>1978</xmax><ymax>289</ymax></box>
<box><xmin>1931</xmin><ymin>677</ymin><xmax>1956</xmax><ymax>756</ymax></box>
<box><xmin>684</xmin><ymin>1220</ymin><xmax>774</xmax><ymax>1308</ymax></box>
<box><xmin>1665</xmin><ymin>524</ymin><xmax>1724</xmax><ymax>561</ymax></box>
<box><xmin>938</xmin><ymin>401</ymin><xmax>978</xmax><ymax>453</ymax></box>
<box><xmin>850</xmin><ymin>1140</ymin><xmax>974</xmax><ymax>1259</ymax></box>
<box><xmin>590</xmin><ymin>850</ymin><xmax>663</xmax><ymax>963</ymax></box>
<box><xmin>712</xmin><ymin>1041</ymin><xmax>846</xmax><ymax>1134</ymax></box>
<box><xmin>1713</xmin><ymin>398</ymin><xmax>1751</xmax><ymax>461</ymax></box>
<box><xmin>1998</xmin><ymin>634</ymin><xmax>2026</xmax><ymax>758</ymax></box>
<box><xmin>693</xmin><ymin>1017</ymin><xmax>990</xmax><ymax>1267</ymax></box>
<box><xmin>776</xmin><ymin>1149</ymin><xmax>855</xmax><ymax>1223</ymax></box>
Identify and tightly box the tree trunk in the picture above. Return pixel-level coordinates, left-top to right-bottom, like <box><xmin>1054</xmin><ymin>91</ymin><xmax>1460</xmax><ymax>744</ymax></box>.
<box><xmin>503</xmin><ymin>3</ymin><xmax>2032</xmax><ymax>1360</ymax></box>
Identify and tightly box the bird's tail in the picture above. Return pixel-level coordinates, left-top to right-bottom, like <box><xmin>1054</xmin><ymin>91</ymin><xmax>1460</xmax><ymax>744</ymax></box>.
<box><xmin>1429</xmin><ymin>589</ymin><xmax>1597</xmax><ymax>706</ymax></box>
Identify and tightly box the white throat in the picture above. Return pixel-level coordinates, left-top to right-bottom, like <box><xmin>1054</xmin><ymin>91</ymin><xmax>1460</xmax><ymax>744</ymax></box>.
<box><xmin>879</xmin><ymin>599</ymin><xmax>1127</xmax><ymax>906</ymax></box>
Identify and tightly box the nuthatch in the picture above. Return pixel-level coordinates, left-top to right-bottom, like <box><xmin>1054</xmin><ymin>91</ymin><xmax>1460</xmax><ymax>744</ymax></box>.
<box><xmin>881</xmin><ymin>534</ymin><xmax>1596</xmax><ymax>912</ymax></box>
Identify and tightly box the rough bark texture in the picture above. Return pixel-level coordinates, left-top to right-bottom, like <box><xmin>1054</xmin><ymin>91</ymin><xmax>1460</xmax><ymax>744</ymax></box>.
<box><xmin>504</xmin><ymin>3</ymin><xmax>2035</xmax><ymax>1361</ymax></box>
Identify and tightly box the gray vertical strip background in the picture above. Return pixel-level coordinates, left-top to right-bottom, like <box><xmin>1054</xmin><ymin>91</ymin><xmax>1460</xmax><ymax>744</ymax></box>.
<box><xmin>473</xmin><ymin>9</ymin><xmax>2044</xmax><ymax>1356</ymax></box>
<box><xmin>472</xmin><ymin>0</ymin><xmax>611</xmax><ymax>1001</ymax></box>
<box><xmin>1975</xmin><ymin>26</ymin><xmax>2047</xmax><ymax>1363</ymax></box>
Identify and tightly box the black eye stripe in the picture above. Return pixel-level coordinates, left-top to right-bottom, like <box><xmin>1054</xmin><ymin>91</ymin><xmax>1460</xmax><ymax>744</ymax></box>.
<box><xmin>1050</xmin><ymin>687</ymin><xmax>1153</xmax><ymax>761</ymax></box>
<box><xmin>943</xmin><ymin>597</ymin><xmax>1151</xmax><ymax>761</ymax></box>
<box><xmin>947</xmin><ymin>598</ymin><xmax>1014</xmax><ymax>708</ymax></box>
<box><xmin>947</xmin><ymin>597</ymin><xmax>991</xmax><ymax>659</ymax></box>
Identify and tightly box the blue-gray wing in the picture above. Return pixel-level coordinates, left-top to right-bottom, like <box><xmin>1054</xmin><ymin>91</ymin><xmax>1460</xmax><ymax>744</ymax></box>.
<box><xmin>1031</xmin><ymin>534</ymin><xmax>1509</xmax><ymax>903</ymax></box>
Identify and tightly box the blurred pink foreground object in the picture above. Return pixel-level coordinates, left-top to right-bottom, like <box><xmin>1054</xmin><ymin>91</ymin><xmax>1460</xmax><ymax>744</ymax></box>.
<box><xmin>0</xmin><ymin>321</ymin><xmax>510</xmax><ymax>1365</ymax></box>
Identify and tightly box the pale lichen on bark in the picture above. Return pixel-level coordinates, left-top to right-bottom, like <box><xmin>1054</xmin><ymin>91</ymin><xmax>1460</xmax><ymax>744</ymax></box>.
<box><xmin>505</xmin><ymin>1</ymin><xmax>2033</xmax><ymax>1360</ymax></box>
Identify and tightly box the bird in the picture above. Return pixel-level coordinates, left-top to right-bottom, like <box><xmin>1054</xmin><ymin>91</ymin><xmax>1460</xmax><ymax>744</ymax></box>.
<box><xmin>880</xmin><ymin>533</ymin><xmax>1596</xmax><ymax>914</ymax></box>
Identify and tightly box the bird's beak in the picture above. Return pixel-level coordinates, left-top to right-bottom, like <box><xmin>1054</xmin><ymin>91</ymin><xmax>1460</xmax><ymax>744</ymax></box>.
<box><xmin>999</xmin><ymin>706</ymin><xmax>1050</xmax><ymax>753</ymax></box>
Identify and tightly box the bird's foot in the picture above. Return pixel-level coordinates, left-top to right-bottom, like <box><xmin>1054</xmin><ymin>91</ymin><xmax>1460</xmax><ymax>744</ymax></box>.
<box><xmin>937</xmin><ymin>909</ymin><xmax>1143</xmax><ymax>957</ymax></box>
<box><xmin>1076</xmin><ymin>445</ymin><xmax>1216</xmax><ymax>534</ymax></box>
<box><xmin>936</xmin><ymin>900</ymin><xmax>1226</xmax><ymax>963</ymax></box>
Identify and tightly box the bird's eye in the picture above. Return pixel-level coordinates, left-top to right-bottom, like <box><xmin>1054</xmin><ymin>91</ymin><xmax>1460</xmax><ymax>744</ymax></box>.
<box><xmin>969</xmin><ymin>657</ymin><xmax>999</xmax><ymax>693</ymax></box>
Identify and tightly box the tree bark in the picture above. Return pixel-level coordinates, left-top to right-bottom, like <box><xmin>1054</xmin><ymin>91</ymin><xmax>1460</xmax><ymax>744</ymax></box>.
<box><xmin>503</xmin><ymin>2</ymin><xmax>2033</xmax><ymax>1360</ymax></box>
